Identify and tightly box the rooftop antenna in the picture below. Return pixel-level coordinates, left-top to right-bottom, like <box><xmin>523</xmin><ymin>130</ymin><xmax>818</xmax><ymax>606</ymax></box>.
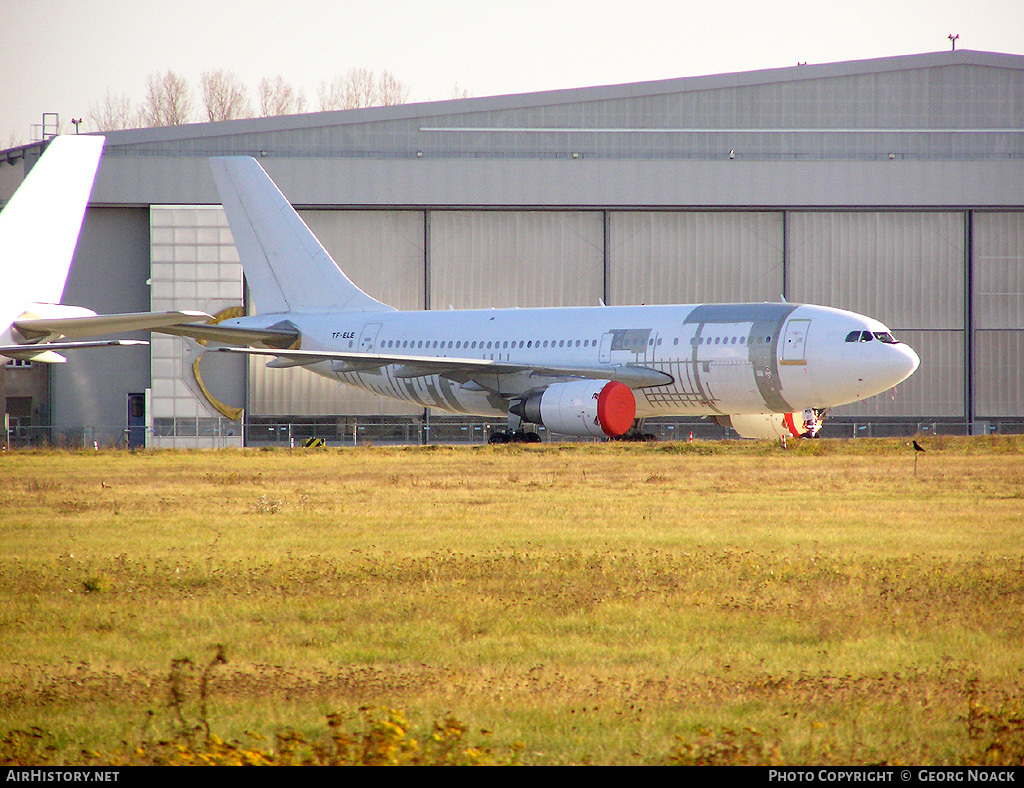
<box><xmin>948</xmin><ymin>33</ymin><xmax>959</xmax><ymax>51</ymax></box>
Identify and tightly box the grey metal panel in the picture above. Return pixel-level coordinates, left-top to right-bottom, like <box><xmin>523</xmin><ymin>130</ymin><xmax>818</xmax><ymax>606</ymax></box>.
<box><xmin>300</xmin><ymin>210</ymin><xmax>425</xmax><ymax>310</ymax></box>
<box><xmin>249</xmin><ymin>364</ymin><xmax>423</xmax><ymax>417</ymax></box>
<box><xmin>430</xmin><ymin>211</ymin><xmax>603</xmax><ymax>309</ymax></box>
<box><xmin>608</xmin><ymin>211</ymin><xmax>783</xmax><ymax>305</ymax></box>
<box><xmin>974</xmin><ymin>330</ymin><xmax>1024</xmax><ymax>417</ymax></box>
<box><xmin>832</xmin><ymin>330</ymin><xmax>964</xmax><ymax>418</ymax></box>
<box><xmin>973</xmin><ymin>212</ymin><xmax>1024</xmax><ymax>329</ymax></box>
<box><xmin>788</xmin><ymin>212</ymin><xmax>964</xmax><ymax>330</ymax></box>
<box><xmin>90</xmin><ymin>157</ymin><xmax>1024</xmax><ymax>210</ymax></box>
<box><xmin>51</xmin><ymin>208</ymin><xmax>152</xmax><ymax>441</ymax></box>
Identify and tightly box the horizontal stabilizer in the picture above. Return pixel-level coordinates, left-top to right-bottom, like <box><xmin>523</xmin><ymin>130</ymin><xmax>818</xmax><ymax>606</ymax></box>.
<box><xmin>14</xmin><ymin>310</ymin><xmax>211</xmax><ymax>340</ymax></box>
<box><xmin>0</xmin><ymin>339</ymin><xmax>148</xmax><ymax>363</ymax></box>
<box><xmin>157</xmin><ymin>321</ymin><xmax>300</xmax><ymax>348</ymax></box>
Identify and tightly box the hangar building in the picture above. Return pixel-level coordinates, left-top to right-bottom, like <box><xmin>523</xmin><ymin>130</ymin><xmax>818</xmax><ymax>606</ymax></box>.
<box><xmin>1</xmin><ymin>49</ymin><xmax>1022</xmax><ymax>446</ymax></box>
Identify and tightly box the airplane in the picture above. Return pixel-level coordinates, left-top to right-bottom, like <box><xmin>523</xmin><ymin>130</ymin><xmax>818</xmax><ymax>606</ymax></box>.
<box><xmin>0</xmin><ymin>135</ymin><xmax>209</xmax><ymax>363</ymax></box>
<box><xmin>159</xmin><ymin>156</ymin><xmax>920</xmax><ymax>442</ymax></box>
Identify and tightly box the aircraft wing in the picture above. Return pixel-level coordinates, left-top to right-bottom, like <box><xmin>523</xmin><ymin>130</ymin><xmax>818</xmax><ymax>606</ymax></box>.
<box><xmin>211</xmin><ymin>346</ymin><xmax>673</xmax><ymax>390</ymax></box>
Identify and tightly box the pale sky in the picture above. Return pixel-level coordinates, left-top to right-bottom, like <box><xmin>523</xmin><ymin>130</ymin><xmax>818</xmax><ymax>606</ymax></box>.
<box><xmin>3</xmin><ymin>0</ymin><xmax>1023</xmax><ymax>147</ymax></box>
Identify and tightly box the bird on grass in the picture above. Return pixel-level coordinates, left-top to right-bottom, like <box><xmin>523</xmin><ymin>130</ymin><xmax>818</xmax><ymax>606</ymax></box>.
<box><xmin>912</xmin><ymin>440</ymin><xmax>925</xmax><ymax>452</ymax></box>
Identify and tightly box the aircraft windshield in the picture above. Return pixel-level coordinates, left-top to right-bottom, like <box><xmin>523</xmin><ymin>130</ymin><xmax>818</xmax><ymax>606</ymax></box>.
<box><xmin>845</xmin><ymin>330</ymin><xmax>900</xmax><ymax>344</ymax></box>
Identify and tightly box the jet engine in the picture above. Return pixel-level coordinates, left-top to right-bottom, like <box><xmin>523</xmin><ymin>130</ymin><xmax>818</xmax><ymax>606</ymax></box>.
<box><xmin>714</xmin><ymin>410</ymin><xmax>822</xmax><ymax>440</ymax></box>
<box><xmin>510</xmin><ymin>380</ymin><xmax>636</xmax><ymax>438</ymax></box>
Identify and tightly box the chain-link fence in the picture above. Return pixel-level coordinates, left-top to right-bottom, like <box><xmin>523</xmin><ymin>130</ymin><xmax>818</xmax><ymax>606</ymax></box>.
<box><xmin>4</xmin><ymin>416</ymin><xmax>1022</xmax><ymax>450</ymax></box>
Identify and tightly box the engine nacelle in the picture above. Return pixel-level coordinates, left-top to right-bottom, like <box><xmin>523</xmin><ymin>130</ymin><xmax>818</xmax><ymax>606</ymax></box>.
<box><xmin>511</xmin><ymin>380</ymin><xmax>636</xmax><ymax>438</ymax></box>
<box><xmin>715</xmin><ymin>411</ymin><xmax>820</xmax><ymax>440</ymax></box>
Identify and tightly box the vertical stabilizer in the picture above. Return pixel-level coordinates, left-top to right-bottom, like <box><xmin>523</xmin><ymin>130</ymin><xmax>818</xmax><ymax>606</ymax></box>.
<box><xmin>0</xmin><ymin>135</ymin><xmax>105</xmax><ymax>329</ymax></box>
<box><xmin>210</xmin><ymin>157</ymin><xmax>394</xmax><ymax>315</ymax></box>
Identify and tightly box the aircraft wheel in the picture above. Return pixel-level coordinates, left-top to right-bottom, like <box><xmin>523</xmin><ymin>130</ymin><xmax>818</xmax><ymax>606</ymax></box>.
<box><xmin>488</xmin><ymin>432</ymin><xmax>511</xmax><ymax>445</ymax></box>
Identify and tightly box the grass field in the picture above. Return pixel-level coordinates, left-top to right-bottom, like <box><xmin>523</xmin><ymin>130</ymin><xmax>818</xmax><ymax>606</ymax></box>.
<box><xmin>0</xmin><ymin>436</ymin><xmax>1022</xmax><ymax>765</ymax></box>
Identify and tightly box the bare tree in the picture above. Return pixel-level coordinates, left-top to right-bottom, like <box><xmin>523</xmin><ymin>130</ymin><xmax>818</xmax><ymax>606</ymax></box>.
<box><xmin>142</xmin><ymin>71</ymin><xmax>193</xmax><ymax>127</ymax></box>
<box><xmin>89</xmin><ymin>89</ymin><xmax>139</xmax><ymax>131</ymax></box>
<box><xmin>318</xmin><ymin>68</ymin><xmax>410</xmax><ymax>111</ymax></box>
<box><xmin>346</xmin><ymin>68</ymin><xmax>377</xmax><ymax>108</ymax></box>
<box><xmin>257</xmin><ymin>76</ymin><xmax>307</xmax><ymax>116</ymax></box>
<box><xmin>451</xmin><ymin>82</ymin><xmax>472</xmax><ymax>100</ymax></box>
<box><xmin>200</xmin><ymin>69</ymin><xmax>252</xmax><ymax>122</ymax></box>
<box><xmin>378</xmin><ymin>71</ymin><xmax>410</xmax><ymax>106</ymax></box>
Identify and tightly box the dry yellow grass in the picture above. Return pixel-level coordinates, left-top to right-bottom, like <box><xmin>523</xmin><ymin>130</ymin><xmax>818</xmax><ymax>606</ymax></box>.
<box><xmin>0</xmin><ymin>437</ymin><xmax>1021</xmax><ymax>764</ymax></box>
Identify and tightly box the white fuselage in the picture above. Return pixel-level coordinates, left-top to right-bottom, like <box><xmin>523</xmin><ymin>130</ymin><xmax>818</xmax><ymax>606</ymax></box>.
<box><xmin>223</xmin><ymin>301</ymin><xmax>920</xmax><ymax>420</ymax></box>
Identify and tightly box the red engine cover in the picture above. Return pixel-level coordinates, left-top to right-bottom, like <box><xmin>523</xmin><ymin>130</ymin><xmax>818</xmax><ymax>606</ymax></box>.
<box><xmin>595</xmin><ymin>380</ymin><xmax>637</xmax><ymax>437</ymax></box>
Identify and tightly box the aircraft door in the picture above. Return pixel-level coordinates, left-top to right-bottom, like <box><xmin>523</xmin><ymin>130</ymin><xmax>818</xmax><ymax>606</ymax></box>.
<box><xmin>358</xmin><ymin>323</ymin><xmax>383</xmax><ymax>353</ymax></box>
<box><xmin>644</xmin><ymin>332</ymin><xmax>660</xmax><ymax>364</ymax></box>
<box><xmin>599</xmin><ymin>332</ymin><xmax>613</xmax><ymax>363</ymax></box>
<box><xmin>782</xmin><ymin>319</ymin><xmax>810</xmax><ymax>363</ymax></box>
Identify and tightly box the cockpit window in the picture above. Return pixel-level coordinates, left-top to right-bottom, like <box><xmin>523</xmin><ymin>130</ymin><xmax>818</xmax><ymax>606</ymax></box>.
<box><xmin>846</xmin><ymin>329</ymin><xmax>900</xmax><ymax>344</ymax></box>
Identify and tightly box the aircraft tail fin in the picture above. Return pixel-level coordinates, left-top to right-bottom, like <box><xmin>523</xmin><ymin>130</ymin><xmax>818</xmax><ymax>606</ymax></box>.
<box><xmin>0</xmin><ymin>135</ymin><xmax>105</xmax><ymax>329</ymax></box>
<box><xmin>209</xmin><ymin>157</ymin><xmax>394</xmax><ymax>315</ymax></box>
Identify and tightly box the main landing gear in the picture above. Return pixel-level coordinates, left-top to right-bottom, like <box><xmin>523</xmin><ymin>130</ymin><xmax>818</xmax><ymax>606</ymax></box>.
<box><xmin>488</xmin><ymin>429</ymin><xmax>542</xmax><ymax>444</ymax></box>
<box><xmin>489</xmin><ymin>410</ymin><xmax>542</xmax><ymax>444</ymax></box>
<box><xmin>609</xmin><ymin>418</ymin><xmax>658</xmax><ymax>442</ymax></box>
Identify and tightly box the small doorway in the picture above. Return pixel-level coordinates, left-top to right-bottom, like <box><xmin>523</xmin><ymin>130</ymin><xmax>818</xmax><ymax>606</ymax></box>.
<box><xmin>127</xmin><ymin>393</ymin><xmax>146</xmax><ymax>449</ymax></box>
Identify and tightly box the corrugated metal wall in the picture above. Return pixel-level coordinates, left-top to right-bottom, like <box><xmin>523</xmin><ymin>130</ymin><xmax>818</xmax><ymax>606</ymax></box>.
<box><xmin>430</xmin><ymin>211</ymin><xmax>604</xmax><ymax>309</ymax></box>
<box><xmin>608</xmin><ymin>212</ymin><xmax>783</xmax><ymax>304</ymax></box>
<box><xmin>787</xmin><ymin>212</ymin><xmax>964</xmax><ymax>329</ymax></box>
<box><xmin>973</xmin><ymin>212</ymin><xmax>1024</xmax><ymax>417</ymax></box>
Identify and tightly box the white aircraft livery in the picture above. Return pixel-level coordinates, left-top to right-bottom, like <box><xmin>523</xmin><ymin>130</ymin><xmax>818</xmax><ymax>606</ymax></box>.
<box><xmin>164</xmin><ymin>156</ymin><xmax>920</xmax><ymax>441</ymax></box>
<box><xmin>0</xmin><ymin>135</ymin><xmax>209</xmax><ymax>363</ymax></box>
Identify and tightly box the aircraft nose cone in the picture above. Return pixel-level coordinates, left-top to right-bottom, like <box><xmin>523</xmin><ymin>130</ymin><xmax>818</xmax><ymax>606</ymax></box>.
<box><xmin>893</xmin><ymin>343</ymin><xmax>920</xmax><ymax>383</ymax></box>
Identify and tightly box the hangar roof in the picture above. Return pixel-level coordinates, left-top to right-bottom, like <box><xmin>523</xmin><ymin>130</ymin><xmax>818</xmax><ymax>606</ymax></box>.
<box><xmin>80</xmin><ymin>49</ymin><xmax>1024</xmax><ymax>163</ymax></box>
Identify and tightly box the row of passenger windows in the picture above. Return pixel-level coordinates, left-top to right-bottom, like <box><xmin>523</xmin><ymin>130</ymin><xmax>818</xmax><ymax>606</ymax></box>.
<box><xmin>382</xmin><ymin>338</ymin><xmax>600</xmax><ymax>350</ymax></box>
<box><xmin>378</xmin><ymin>335</ymin><xmax>772</xmax><ymax>351</ymax></box>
